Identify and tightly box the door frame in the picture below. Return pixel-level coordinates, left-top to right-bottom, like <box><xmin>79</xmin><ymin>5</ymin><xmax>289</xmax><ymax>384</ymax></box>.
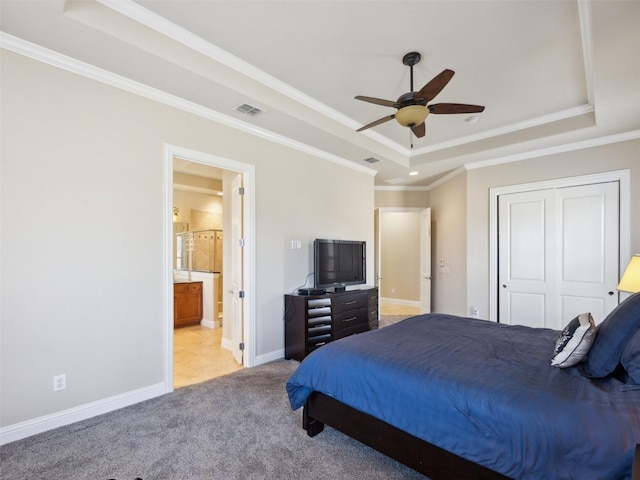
<box><xmin>163</xmin><ymin>144</ymin><xmax>256</xmax><ymax>393</ymax></box>
<box><xmin>488</xmin><ymin>169</ymin><xmax>630</xmax><ymax>322</ymax></box>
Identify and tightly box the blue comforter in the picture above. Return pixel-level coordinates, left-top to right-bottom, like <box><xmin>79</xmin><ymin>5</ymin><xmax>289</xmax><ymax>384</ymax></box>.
<box><xmin>286</xmin><ymin>314</ymin><xmax>640</xmax><ymax>479</ymax></box>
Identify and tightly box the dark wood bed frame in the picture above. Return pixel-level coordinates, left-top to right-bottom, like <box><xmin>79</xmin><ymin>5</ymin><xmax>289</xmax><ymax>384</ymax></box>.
<box><xmin>303</xmin><ymin>391</ymin><xmax>640</xmax><ymax>480</ymax></box>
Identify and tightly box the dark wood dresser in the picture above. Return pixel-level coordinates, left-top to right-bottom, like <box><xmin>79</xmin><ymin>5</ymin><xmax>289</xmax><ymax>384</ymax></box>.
<box><xmin>284</xmin><ymin>287</ymin><xmax>378</xmax><ymax>361</ymax></box>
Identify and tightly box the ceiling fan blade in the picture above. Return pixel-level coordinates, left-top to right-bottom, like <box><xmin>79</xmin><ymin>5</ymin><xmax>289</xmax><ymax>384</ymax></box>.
<box><xmin>428</xmin><ymin>103</ymin><xmax>485</xmax><ymax>114</ymax></box>
<box><xmin>354</xmin><ymin>96</ymin><xmax>397</xmax><ymax>108</ymax></box>
<box><xmin>415</xmin><ymin>69</ymin><xmax>455</xmax><ymax>102</ymax></box>
<box><xmin>356</xmin><ymin>114</ymin><xmax>396</xmax><ymax>132</ymax></box>
<box><xmin>411</xmin><ymin>122</ymin><xmax>426</xmax><ymax>138</ymax></box>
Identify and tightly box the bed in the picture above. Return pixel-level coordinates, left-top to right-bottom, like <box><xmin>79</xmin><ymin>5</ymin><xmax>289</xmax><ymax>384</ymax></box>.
<box><xmin>286</xmin><ymin>293</ymin><xmax>640</xmax><ymax>479</ymax></box>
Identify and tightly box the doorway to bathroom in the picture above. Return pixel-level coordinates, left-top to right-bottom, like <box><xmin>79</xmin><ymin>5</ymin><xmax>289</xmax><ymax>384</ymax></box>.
<box><xmin>164</xmin><ymin>144</ymin><xmax>255</xmax><ymax>392</ymax></box>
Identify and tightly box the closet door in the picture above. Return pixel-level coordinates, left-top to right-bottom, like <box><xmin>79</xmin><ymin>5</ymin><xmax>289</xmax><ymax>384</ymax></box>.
<box><xmin>498</xmin><ymin>182</ymin><xmax>619</xmax><ymax>329</ymax></box>
<box><xmin>498</xmin><ymin>189</ymin><xmax>556</xmax><ymax>328</ymax></box>
<box><xmin>556</xmin><ymin>182</ymin><xmax>619</xmax><ymax>324</ymax></box>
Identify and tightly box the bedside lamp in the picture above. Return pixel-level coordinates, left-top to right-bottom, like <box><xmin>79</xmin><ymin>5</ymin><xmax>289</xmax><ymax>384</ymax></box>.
<box><xmin>618</xmin><ymin>254</ymin><xmax>640</xmax><ymax>293</ymax></box>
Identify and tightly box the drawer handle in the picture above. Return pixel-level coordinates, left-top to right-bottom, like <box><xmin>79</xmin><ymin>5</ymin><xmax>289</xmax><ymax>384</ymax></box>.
<box><xmin>343</xmin><ymin>316</ymin><xmax>357</xmax><ymax>322</ymax></box>
<box><xmin>344</xmin><ymin>300</ymin><xmax>357</xmax><ymax>305</ymax></box>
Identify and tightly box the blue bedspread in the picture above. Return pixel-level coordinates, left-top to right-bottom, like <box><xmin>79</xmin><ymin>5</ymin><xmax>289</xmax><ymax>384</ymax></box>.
<box><xmin>286</xmin><ymin>314</ymin><xmax>640</xmax><ymax>479</ymax></box>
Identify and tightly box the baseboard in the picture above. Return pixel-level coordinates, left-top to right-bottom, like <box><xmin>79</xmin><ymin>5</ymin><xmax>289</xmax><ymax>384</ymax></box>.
<box><xmin>200</xmin><ymin>318</ymin><xmax>220</xmax><ymax>329</ymax></box>
<box><xmin>255</xmin><ymin>348</ymin><xmax>285</xmax><ymax>366</ymax></box>
<box><xmin>220</xmin><ymin>336</ymin><xmax>283</xmax><ymax>367</ymax></box>
<box><xmin>221</xmin><ymin>336</ymin><xmax>234</xmax><ymax>351</ymax></box>
<box><xmin>0</xmin><ymin>382</ymin><xmax>166</xmax><ymax>446</ymax></box>
<box><xmin>380</xmin><ymin>297</ymin><xmax>421</xmax><ymax>307</ymax></box>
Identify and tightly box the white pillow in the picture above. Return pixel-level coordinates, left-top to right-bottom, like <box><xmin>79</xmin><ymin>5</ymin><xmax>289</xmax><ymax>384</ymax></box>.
<box><xmin>551</xmin><ymin>313</ymin><xmax>596</xmax><ymax>368</ymax></box>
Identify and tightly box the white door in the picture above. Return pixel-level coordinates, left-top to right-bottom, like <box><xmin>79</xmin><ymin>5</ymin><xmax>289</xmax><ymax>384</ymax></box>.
<box><xmin>229</xmin><ymin>174</ymin><xmax>244</xmax><ymax>364</ymax></box>
<box><xmin>555</xmin><ymin>182</ymin><xmax>619</xmax><ymax>323</ymax></box>
<box><xmin>499</xmin><ymin>182</ymin><xmax>619</xmax><ymax>329</ymax></box>
<box><xmin>499</xmin><ymin>189</ymin><xmax>556</xmax><ymax>328</ymax></box>
<box><xmin>420</xmin><ymin>208</ymin><xmax>432</xmax><ymax>313</ymax></box>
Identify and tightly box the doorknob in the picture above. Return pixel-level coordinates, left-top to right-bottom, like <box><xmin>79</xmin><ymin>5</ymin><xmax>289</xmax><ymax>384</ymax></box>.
<box><xmin>608</xmin><ymin>291</ymin><xmax>615</xmax><ymax>296</ymax></box>
<box><xmin>502</xmin><ymin>284</ymin><xmax>507</xmax><ymax>288</ymax></box>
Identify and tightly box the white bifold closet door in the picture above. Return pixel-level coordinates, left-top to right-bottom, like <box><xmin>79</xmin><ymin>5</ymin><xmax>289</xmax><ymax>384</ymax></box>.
<box><xmin>498</xmin><ymin>181</ymin><xmax>619</xmax><ymax>329</ymax></box>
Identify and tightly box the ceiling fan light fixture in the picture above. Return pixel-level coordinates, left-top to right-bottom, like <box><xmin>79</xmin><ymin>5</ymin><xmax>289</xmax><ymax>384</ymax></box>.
<box><xmin>395</xmin><ymin>105</ymin><xmax>428</xmax><ymax>127</ymax></box>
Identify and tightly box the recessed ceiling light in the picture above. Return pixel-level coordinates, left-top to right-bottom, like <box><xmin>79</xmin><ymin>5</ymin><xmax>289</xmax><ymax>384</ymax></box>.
<box><xmin>409</xmin><ymin>171</ymin><xmax>418</xmax><ymax>176</ymax></box>
<box><xmin>465</xmin><ymin>115</ymin><xmax>479</xmax><ymax>123</ymax></box>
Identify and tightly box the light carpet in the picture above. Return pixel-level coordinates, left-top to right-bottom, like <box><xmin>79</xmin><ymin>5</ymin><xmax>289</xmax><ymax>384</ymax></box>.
<box><xmin>0</xmin><ymin>359</ymin><xmax>426</xmax><ymax>479</ymax></box>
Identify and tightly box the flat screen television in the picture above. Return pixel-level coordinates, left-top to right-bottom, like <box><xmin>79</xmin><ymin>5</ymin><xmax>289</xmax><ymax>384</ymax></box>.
<box><xmin>314</xmin><ymin>239</ymin><xmax>366</xmax><ymax>292</ymax></box>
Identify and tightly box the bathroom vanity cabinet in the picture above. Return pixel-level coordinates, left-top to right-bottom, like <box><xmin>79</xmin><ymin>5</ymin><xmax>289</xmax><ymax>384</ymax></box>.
<box><xmin>174</xmin><ymin>281</ymin><xmax>203</xmax><ymax>328</ymax></box>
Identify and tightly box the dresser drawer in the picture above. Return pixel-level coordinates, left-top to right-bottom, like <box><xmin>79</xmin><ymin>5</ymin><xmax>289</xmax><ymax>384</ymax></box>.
<box><xmin>334</xmin><ymin>322</ymin><xmax>369</xmax><ymax>340</ymax></box>
<box><xmin>307</xmin><ymin>333</ymin><xmax>331</xmax><ymax>349</ymax></box>
<box><xmin>331</xmin><ymin>291</ymin><xmax>368</xmax><ymax>313</ymax></box>
<box><xmin>308</xmin><ymin>324</ymin><xmax>331</xmax><ymax>338</ymax></box>
<box><xmin>333</xmin><ymin>307</ymin><xmax>368</xmax><ymax>333</ymax></box>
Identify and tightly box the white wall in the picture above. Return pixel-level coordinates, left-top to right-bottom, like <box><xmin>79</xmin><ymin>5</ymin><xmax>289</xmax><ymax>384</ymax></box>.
<box><xmin>0</xmin><ymin>51</ymin><xmax>375</xmax><ymax>432</ymax></box>
<box><xmin>428</xmin><ymin>172</ymin><xmax>468</xmax><ymax>316</ymax></box>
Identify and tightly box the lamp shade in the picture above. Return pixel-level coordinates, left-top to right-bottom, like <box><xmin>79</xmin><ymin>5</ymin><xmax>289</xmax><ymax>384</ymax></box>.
<box><xmin>618</xmin><ymin>254</ymin><xmax>640</xmax><ymax>293</ymax></box>
<box><xmin>395</xmin><ymin>105</ymin><xmax>428</xmax><ymax>127</ymax></box>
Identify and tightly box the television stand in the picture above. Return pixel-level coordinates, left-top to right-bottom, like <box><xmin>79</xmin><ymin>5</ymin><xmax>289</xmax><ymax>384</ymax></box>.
<box><xmin>284</xmin><ymin>287</ymin><xmax>378</xmax><ymax>361</ymax></box>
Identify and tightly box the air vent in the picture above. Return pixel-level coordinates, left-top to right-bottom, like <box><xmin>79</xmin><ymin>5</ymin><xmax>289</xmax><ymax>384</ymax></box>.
<box><xmin>364</xmin><ymin>157</ymin><xmax>380</xmax><ymax>164</ymax></box>
<box><xmin>234</xmin><ymin>103</ymin><xmax>265</xmax><ymax>117</ymax></box>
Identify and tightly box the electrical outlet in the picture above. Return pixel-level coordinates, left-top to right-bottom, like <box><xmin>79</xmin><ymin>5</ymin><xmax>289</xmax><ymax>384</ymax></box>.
<box><xmin>53</xmin><ymin>374</ymin><xmax>66</xmax><ymax>391</ymax></box>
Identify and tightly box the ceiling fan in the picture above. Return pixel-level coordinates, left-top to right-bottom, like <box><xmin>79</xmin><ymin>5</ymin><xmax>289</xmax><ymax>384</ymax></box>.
<box><xmin>355</xmin><ymin>52</ymin><xmax>485</xmax><ymax>141</ymax></box>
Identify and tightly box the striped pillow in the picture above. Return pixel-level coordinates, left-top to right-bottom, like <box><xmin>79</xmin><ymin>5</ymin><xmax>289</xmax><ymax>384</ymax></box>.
<box><xmin>551</xmin><ymin>313</ymin><xmax>596</xmax><ymax>368</ymax></box>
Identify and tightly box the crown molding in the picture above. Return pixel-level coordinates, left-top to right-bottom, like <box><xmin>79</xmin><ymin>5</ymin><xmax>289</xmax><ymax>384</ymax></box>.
<box><xmin>375</xmin><ymin>185</ymin><xmax>431</xmax><ymax>192</ymax></box>
<box><xmin>96</xmin><ymin>0</ymin><xmax>598</xmax><ymax>160</ymax></box>
<box><xmin>409</xmin><ymin>104</ymin><xmax>595</xmax><ymax>156</ymax></box>
<box><xmin>2</xmin><ymin>0</ymin><xmax>601</xmax><ymax>167</ymax></box>
<box><xmin>578</xmin><ymin>0</ymin><xmax>595</xmax><ymax>106</ymax></box>
<box><xmin>464</xmin><ymin>129</ymin><xmax>640</xmax><ymax>171</ymax></box>
<box><xmin>96</xmin><ymin>0</ymin><xmax>406</xmax><ymax>155</ymax></box>
<box><xmin>375</xmin><ymin>129</ymin><xmax>640</xmax><ymax>192</ymax></box>
<box><xmin>0</xmin><ymin>32</ymin><xmax>377</xmax><ymax>178</ymax></box>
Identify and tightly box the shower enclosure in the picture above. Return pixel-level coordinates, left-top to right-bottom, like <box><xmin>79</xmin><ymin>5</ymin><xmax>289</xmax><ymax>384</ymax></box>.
<box><xmin>176</xmin><ymin>229</ymin><xmax>223</xmax><ymax>273</ymax></box>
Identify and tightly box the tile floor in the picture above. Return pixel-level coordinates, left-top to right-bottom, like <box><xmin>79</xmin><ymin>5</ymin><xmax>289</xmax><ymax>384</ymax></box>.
<box><xmin>174</xmin><ymin>301</ymin><xmax>421</xmax><ymax>389</ymax></box>
<box><xmin>380</xmin><ymin>301</ymin><xmax>422</xmax><ymax>316</ymax></box>
<box><xmin>173</xmin><ymin>325</ymin><xmax>243</xmax><ymax>389</ymax></box>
